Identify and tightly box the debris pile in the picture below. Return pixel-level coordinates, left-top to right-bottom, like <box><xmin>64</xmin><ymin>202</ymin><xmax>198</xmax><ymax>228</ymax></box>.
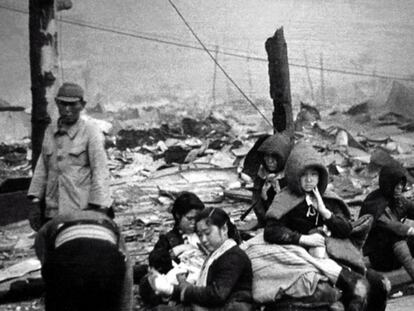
<box><xmin>0</xmin><ymin>141</ymin><xmax>31</xmax><ymax>185</ymax></box>
<box><xmin>1</xmin><ymin>81</ymin><xmax>414</xmax><ymax>309</ymax></box>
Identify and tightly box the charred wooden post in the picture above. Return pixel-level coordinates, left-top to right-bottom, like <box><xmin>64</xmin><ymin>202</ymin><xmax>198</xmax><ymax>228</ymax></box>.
<box><xmin>29</xmin><ymin>0</ymin><xmax>58</xmax><ymax>169</ymax></box>
<box><xmin>265</xmin><ymin>27</ymin><xmax>294</xmax><ymax>138</ymax></box>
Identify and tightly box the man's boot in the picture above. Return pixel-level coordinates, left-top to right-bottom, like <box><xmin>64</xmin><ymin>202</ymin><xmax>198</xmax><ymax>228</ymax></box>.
<box><xmin>335</xmin><ymin>267</ymin><xmax>369</xmax><ymax>311</ymax></box>
<box><xmin>393</xmin><ymin>240</ymin><xmax>414</xmax><ymax>280</ymax></box>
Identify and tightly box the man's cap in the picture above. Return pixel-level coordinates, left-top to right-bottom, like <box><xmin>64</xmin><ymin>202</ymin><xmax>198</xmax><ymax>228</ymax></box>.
<box><xmin>55</xmin><ymin>82</ymin><xmax>84</xmax><ymax>102</ymax></box>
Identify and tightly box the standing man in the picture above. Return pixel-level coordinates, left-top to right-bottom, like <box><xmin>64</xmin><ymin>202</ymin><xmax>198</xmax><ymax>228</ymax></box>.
<box><xmin>28</xmin><ymin>82</ymin><xmax>112</xmax><ymax>230</ymax></box>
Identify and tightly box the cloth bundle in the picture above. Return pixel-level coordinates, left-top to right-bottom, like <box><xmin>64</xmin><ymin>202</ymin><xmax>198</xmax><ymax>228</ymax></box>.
<box><xmin>241</xmin><ymin>233</ymin><xmax>342</xmax><ymax>303</ymax></box>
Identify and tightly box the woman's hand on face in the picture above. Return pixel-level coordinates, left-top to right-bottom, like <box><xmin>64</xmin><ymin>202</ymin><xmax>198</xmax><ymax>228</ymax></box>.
<box><xmin>312</xmin><ymin>187</ymin><xmax>332</xmax><ymax>219</ymax></box>
<box><xmin>312</xmin><ymin>187</ymin><xmax>323</xmax><ymax>202</ymax></box>
<box><xmin>299</xmin><ymin>233</ymin><xmax>326</xmax><ymax>247</ymax></box>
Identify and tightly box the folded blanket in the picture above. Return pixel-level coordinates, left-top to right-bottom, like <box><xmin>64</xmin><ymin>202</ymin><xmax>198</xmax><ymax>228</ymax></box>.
<box><xmin>241</xmin><ymin>233</ymin><xmax>342</xmax><ymax>303</ymax></box>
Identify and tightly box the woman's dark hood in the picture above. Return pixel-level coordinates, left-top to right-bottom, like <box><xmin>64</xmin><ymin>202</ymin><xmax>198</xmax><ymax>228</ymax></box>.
<box><xmin>257</xmin><ymin>133</ymin><xmax>292</xmax><ymax>173</ymax></box>
<box><xmin>284</xmin><ymin>142</ymin><xmax>329</xmax><ymax>195</ymax></box>
<box><xmin>360</xmin><ymin>165</ymin><xmax>407</xmax><ymax>221</ymax></box>
<box><xmin>379</xmin><ymin>165</ymin><xmax>407</xmax><ymax>199</ymax></box>
<box><xmin>267</xmin><ymin>143</ymin><xmax>349</xmax><ymax>220</ymax></box>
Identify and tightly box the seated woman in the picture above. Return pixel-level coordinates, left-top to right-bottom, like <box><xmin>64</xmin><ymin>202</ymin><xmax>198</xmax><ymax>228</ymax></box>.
<box><xmin>250</xmin><ymin>133</ymin><xmax>292</xmax><ymax>227</ymax></box>
<box><xmin>140</xmin><ymin>192</ymin><xmax>206</xmax><ymax>307</ymax></box>
<box><xmin>149</xmin><ymin>207</ymin><xmax>254</xmax><ymax>311</ymax></box>
<box><xmin>360</xmin><ymin>165</ymin><xmax>414</xmax><ymax>280</ymax></box>
<box><xmin>263</xmin><ymin>142</ymin><xmax>388</xmax><ymax>311</ymax></box>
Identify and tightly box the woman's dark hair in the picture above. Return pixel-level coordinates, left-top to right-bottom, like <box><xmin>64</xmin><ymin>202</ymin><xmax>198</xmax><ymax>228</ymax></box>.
<box><xmin>195</xmin><ymin>207</ymin><xmax>241</xmax><ymax>244</ymax></box>
<box><xmin>171</xmin><ymin>192</ymin><xmax>204</xmax><ymax>225</ymax></box>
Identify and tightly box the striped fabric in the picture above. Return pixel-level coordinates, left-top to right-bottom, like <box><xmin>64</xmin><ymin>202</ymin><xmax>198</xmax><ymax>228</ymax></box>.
<box><xmin>55</xmin><ymin>224</ymin><xmax>117</xmax><ymax>248</ymax></box>
<box><xmin>241</xmin><ymin>233</ymin><xmax>342</xmax><ymax>303</ymax></box>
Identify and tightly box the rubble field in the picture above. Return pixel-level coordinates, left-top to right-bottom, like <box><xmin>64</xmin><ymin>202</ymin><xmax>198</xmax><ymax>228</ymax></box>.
<box><xmin>1</xmin><ymin>84</ymin><xmax>414</xmax><ymax>310</ymax></box>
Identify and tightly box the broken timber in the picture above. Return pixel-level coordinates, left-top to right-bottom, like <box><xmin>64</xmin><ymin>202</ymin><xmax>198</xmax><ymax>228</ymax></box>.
<box><xmin>29</xmin><ymin>0</ymin><xmax>57</xmax><ymax>168</ymax></box>
<box><xmin>265</xmin><ymin>27</ymin><xmax>294</xmax><ymax>138</ymax></box>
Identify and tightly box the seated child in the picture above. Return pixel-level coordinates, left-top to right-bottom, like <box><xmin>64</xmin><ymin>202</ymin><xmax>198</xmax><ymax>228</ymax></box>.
<box><xmin>360</xmin><ymin>165</ymin><xmax>414</xmax><ymax>279</ymax></box>
<box><xmin>264</xmin><ymin>142</ymin><xmax>388</xmax><ymax>311</ymax></box>
<box><xmin>140</xmin><ymin>192</ymin><xmax>206</xmax><ymax>307</ymax></box>
<box><xmin>250</xmin><ymin>133</ymin><xmax>292</xmax><ymax>227</ymax></box>
<box><xmin>149</xmin><ymin>207</ymin><xmax>254</xmax><ymax>311</ymax></box>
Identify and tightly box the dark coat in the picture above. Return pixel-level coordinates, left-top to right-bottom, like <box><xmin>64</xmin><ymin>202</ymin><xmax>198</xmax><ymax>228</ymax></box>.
<box><xmin>252</xmin><ymin>173</ymin><xmax>287</xmax><ymax>225</ymax></box>
<box><xmin>175</xmin><ymin>246</ymin><xmax>253</xmax><ymax>310</ymax></box>
<box><xmin>264</xmin><ymin>197</ymin><xmax>352</xmax><ymax>245</ymax></box>
<box><xmin>35</xmin><ymin>211</ymin><xmax>133</xmax><ymax>311</ymax></box>
<box><xmin>35</xmin><ymin>210</ymin><xmax>122</xmax><ymax>264</ymax></box>
<box><xmin>251</xmin><ymin>133</ymin><xmax>292</xmax><ymax>224</ymax></box>
<box><xmin>360</xmin><ymin>165</ymin><xmax>414</xmax><ymax>260</ymax></box>
<box><xmin>140</xmin><ymin>228</ymin><xmax>190</xmax><ymax>307</ymax></box>
<box><xmin>149</xmin><ymin>227</ymin><xmax>185</xmax><ymax>274</ymax></box>
<box><xmin>264</xmin><ymin>142</ymin><xmax>352</xmax><ymax>245</ymax></box>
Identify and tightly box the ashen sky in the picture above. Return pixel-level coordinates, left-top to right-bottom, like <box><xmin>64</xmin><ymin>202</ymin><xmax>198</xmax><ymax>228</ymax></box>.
<box><xmin>1</xmin><ymin>0</ymin><xmax>414</xmax><ymax>109</ymax></box>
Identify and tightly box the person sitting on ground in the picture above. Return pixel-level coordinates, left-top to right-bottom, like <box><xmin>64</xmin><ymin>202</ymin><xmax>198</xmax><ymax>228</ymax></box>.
<box><xmin>359</xmin><ymin>165</ymin><xmax>414</xmax><ymax>280</ymax></box>
<box><xmin>263</xmin><ymin>142</ymin><xmax>389</xmax><ymax>311</ymax></box>
<box><xmin>35</xmin><ymin>209</ymin><xmax>133</xmax><ymax>311</ymax></box>
<box><xmin>250</xmin><ymin>133</ymin><xmax>292</xmax><ymax>227</ymax></box>
<box><xmin>149</xmin><ymin>207</ymin><xmax>254</xmax><ymax>311</ymax></box>
<box><xmin>139</xmin><ymin>192</ymin><xmax>206</xmax><ymax>307</ymax></box>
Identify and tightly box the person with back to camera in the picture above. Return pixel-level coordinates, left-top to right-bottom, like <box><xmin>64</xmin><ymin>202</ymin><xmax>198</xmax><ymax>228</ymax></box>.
<box><xmin>28</xmin><ymin>82</ymin><xmax>112</xmax><ymax>230</ymax></box>
<box><xmin>264</xmin><ymin>142</ymin><xmax>389</xmax><ymax>311</ymax></box>
<box><xmin>149</xmin><ymin>207</ymin><xmax>254</xmax><ymax>311</ymax></box>
<box><xmin>35</xmin><ymin>209</ymin><xmax>133</xmax><ymax>311</ymax></box>
<box><xmin>359</xmin><ymin>165</ymin><xmax>414</xmax><ymax>280</ymax></box>
<box><xmin>139</xmin><ymin>192</ymin><xmax>206</xmax><ymax>307</ymax></box>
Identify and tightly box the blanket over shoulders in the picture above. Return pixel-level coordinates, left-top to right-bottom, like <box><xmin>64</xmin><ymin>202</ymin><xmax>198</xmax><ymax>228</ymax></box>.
<box><xmin>266</xmin><ymin>188</ymin><xmax>351</xmax><ymax>220</ymax></box>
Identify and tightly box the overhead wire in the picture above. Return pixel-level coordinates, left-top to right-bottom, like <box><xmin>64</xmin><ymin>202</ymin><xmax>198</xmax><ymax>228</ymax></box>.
<box><xmin>166</xmin><ymin>0</ymin><xmax>272</xmax><ymax>127</ymax></box>
<box><xmin>1</xmin><ymin>3</ymin><xmax>414</xmax><ymax>82</ymax></box>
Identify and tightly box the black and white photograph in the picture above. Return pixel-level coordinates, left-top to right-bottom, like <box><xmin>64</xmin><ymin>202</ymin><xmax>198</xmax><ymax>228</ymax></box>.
<box><xmin>1</xmin><ymin>1</ymin><xmax>414</xmax><ymax>310</ymax></box>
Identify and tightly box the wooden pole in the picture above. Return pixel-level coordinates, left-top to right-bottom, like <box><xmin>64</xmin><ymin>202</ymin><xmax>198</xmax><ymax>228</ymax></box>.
<box><xmin>320</xmin><ymin>52</ymin><xmax>326</xmax><ymax>106</ymax></box>
<box><xmin>265</xmin><ymin>27</ymin><xmax>294</xmax><ymax>139</ymax></box>
<box><xmin>29</xmin><ymin>0</ymin><xmax>58</xmax><ymax>169</ymax></box>
<box><xmin>303</xmin><ymin>50</ymin><xmax>315</xmax><ymax>101</ymax></box>
<box><xmin>247</xmin><ymin>41</ymin><xmax>253</xmax><ymax>97</ymax></box>
<box><xmin>212</xmin><ymin>45</ymin><xmax>219</xmax><ymax>105</ymax></box>
<box><xmin>247</xmin><ymin>54</ymin><xmax>253</xmax><ymax>97</ymax></box>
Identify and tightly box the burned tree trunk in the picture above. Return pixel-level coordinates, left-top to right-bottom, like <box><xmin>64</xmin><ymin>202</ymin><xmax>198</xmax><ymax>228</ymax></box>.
<box><xmin>29</xmin><ymin>0</ymin><xmax>58</xmax><ymax>169</ymax></box>
<box><xmin>265</xmin><ymin>27</ymin><xmax>294</xmax><ymax>139</ymax></box>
